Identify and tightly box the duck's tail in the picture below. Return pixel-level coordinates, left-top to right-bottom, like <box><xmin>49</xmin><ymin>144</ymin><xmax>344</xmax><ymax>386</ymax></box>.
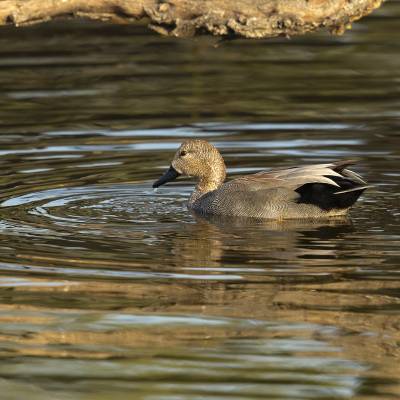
<box><xmin>296</xmin><ymin>160</ymin><xmax>370</xmax><ymax>211</ymax></box>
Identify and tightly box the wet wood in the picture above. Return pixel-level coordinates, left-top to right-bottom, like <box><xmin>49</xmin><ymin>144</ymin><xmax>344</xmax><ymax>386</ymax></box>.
<box><xmin>0</xmin><ymin>0</ymin><xmax>385</xmax><ymax>38</ymax></box>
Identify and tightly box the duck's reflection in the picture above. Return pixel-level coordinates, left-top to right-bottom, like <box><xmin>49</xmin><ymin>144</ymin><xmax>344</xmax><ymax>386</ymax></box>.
<box><xmin>172</xmin><ymin>211</ymin><xmax>355</xmax><ymax>270</ymax></box>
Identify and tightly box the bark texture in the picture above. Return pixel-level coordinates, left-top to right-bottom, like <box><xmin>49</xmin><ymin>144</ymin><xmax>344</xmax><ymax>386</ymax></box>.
<box><xmin>0</xmin><ymin>0</ymin><xmax>385</xmax><ymax>39</ymax></box>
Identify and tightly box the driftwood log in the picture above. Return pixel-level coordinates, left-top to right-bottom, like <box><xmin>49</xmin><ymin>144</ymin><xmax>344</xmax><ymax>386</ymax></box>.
<box><xmin>0</xmin><ymin>0</ymin><xmax>385</xmax><ymax>39</ymax></box>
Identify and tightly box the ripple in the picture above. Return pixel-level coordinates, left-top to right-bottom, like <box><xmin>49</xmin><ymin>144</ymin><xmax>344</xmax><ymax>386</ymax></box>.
<box><xmin>0</xmin><ymin>138</ymin><xmax>365</xmax><ymax>157</ymax></box>
<box><xmin>6</xmin><ymin>89</ymin><xmax>100</xmax><ymax>99</ymax></box>
<box><xmin>43</xmin><ymin>122</ymin><xmax>356</xmax><ymax>139</ymax></box>
<box><xmin>0</xmin><ymin>184</ymin><xmax>195</xmax><ymax>262</ymax></box>
<box><xmin>194</xmin><ymin>121</ymin><xmax>356</xmax><ymax>131</ymax></box>
<box><xmin>0</xmin><ymin>261</ymin><xmax>243</xmax><ymax>281</ymax></box>
<box><xmin>0</xmin><ymin>184</ymin><xmax>188</xmax><ymax>222</ymax></box>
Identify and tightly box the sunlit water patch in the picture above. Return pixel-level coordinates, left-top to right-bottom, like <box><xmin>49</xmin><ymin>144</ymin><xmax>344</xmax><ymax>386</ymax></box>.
<box><xmin>0</xmin><ymin>306</ymin><xmax>368</xmax><ymax>400</ymax></box>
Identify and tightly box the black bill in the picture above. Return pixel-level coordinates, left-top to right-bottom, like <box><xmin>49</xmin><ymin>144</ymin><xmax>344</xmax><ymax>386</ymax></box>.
<box><xmin>152</xmin><ymin>166</ymin><xmax>180</xmax><ymax>188</ymax></box>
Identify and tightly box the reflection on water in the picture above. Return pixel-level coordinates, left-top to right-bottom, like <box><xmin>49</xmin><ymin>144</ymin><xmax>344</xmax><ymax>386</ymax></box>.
<box><xmin>0</xmin><ymin>3</ymin><xmax>400</xmax><ymax>399</ymax></box>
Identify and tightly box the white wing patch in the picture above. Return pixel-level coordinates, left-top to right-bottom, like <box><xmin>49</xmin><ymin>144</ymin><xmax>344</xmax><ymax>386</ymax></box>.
<box><xmin>270</xmin><ymin>164</ymin><xmax>344</xmax><ymax>188</ymax></box>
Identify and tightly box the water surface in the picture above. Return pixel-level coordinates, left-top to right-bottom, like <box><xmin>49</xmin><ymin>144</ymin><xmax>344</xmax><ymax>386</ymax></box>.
<box><xmin>0</xmin><ymin>4</ymin><xmax>399</xmax><ymax>400</ymax></box>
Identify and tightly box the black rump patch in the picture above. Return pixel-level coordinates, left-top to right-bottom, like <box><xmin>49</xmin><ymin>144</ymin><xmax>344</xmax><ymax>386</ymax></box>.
<box><xmin>295</xmin><ymin>175</ymin><xmax>367</xmax><ymax>211</ymax></box>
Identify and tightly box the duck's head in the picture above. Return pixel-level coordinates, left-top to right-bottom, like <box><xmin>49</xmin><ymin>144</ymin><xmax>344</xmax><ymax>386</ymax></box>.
<box><xmin>152</xmin><ymin>139</ymin><xmax>226</xmax><ymax>191</ymax></box>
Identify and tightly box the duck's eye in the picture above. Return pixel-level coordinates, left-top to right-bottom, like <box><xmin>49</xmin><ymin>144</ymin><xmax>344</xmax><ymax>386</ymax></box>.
<box><xmin>180</xmin><ymin>150</ymin><xmax>188</xmax><ymax>157</ymax></box>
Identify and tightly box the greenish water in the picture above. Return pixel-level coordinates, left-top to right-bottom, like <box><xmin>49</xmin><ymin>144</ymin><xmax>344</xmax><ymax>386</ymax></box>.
<box><xmin>0</xmin><ymin>2</ymin><xmax>399</xmax><ymax>399</ymax></box>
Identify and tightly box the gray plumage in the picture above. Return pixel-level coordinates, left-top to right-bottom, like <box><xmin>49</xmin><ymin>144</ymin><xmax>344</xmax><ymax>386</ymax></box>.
<box><xmin>153</xmin><ymin>140</ymin><xmax>370</xmax><ymax>220</ymax></box>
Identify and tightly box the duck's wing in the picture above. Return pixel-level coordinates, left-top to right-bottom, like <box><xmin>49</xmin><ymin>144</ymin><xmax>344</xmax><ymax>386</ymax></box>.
<box><xmin>235</xmin><ymin>160</ymin><xmax>365</xmax><ymax>188</ymax></box>
<box><xmin>230</xmin><ymin>160</ymin><xmax>370</xmax><ymax>211</ymax></box>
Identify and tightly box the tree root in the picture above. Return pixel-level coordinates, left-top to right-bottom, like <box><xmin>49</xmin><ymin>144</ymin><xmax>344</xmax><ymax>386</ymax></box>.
<box><xmin>0</xmin><ymin>0</ymin><xmax>385</xmax><ymax>39</ymax></box>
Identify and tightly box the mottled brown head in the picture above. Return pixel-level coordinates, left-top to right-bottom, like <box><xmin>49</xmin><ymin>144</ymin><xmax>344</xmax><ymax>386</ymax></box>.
<box><xmin>153</xmin><ymin>140</ymin><xmax>226</xmax><ymax>192</ymax></box>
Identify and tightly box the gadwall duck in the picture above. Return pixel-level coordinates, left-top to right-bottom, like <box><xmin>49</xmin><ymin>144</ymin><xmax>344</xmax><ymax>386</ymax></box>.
<box><xmin>153</xmin><ymin>140</ymin><xmax>369</xmax><ymax>219</ymax></box>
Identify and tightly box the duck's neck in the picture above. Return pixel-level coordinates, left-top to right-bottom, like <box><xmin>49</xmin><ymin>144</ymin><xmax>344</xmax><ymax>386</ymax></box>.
<box><xmin>189</xmin><ymin>167</ymin><xmax>226</xmax><ymax>205</ymax></box>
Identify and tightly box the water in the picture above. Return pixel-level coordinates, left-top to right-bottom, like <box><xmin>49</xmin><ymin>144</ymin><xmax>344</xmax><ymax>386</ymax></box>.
<box><xmin>0</xmin><ymin>2</ymin><xmax>399</xmax><ymax>398</ymax></box>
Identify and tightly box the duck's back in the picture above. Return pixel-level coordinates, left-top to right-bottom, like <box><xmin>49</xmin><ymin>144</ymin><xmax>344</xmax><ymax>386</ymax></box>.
<box><xmin>189</xmin><ymin>161</ymin><xmax>369</xmax><ymax>219</ymax></box>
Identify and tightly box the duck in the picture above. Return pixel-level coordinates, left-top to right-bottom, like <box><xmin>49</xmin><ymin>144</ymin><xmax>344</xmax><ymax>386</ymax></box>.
<box><xmin>152</xmin><ymin>139</ymin><xmax>370</xmax><ymax>219</ymax></box>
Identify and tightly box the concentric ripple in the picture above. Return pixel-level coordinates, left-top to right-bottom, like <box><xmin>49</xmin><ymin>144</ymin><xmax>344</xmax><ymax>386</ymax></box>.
<box><xmin>0</xmin><ymin>184</ymin><xmax>191</xmax><ymax>233</ymax></box>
